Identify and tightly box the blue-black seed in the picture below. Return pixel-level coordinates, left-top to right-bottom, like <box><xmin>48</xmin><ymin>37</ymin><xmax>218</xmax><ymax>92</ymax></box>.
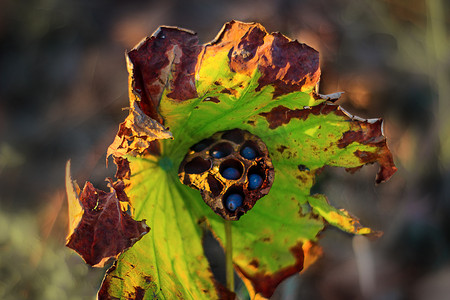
<box><xmin>241</xmin><ymin>146</ymin><xmax>256</xmax><ymax>159</ymax></box>
<box><xmin>211</xmin><ymin>150</ymin><xmax>225</xmax><ymax>158</ymax></box>
<box><xmin>222</xmin><ymin>167</ymin><xmax>240</xmax><ymax>180</ymax></box>
<box><xmin>226</xmin><ymin>194</ymin><xmax>243</xmax><ymax>211</ymax></box>
<box><xmin>248</xmin><ymin>174</ymin><xmax>263</xmax><ymax>190</ymax></box>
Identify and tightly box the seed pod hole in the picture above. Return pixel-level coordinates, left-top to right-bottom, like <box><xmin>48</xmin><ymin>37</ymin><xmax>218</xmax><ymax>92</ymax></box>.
<box><xmin>222</xmin><ymin>129</ymin><xmax>244</xmax><ymax>144</ymax></box>
<box><xmin>210</xmin><ymin>142</ymin><xmax>233</xmax><ymax>159</ymax></box>
<box><xmin>223</xmin><ymin>187</ymin><xmax>245</xmax><ymax>212</ymax></box>
<box><xmin>248</xmin><ymin>174</ymin><xmax>263</xmax><ymax>190</ymax></box>
<box><xmin>207</xmin><ymin>174</ymin><xmax>223</xmax><ymax>197</ymax></box>
<box><xmin>191</xmin><ymin>138</ymin><xmax>215</xmax><ymax>152</ymax></box>
<box><xmin>247</xmin><ymin>166</ymin><xmax>265</xmax><ymax>190</ymax></box>
<box><xmin>241</xmin><ymin>146</ymin><xmax>256</xmax><ymax>160</ymax></box>
<box><xmin>219</xmin><ymin>159</ymin><xmax>243</xmax><ymax>180</ymax></box>
<box><xmin>184</xmin><ymin>157</ymin><xmax>211</xmax><ymax>174</ymax></box>
<box><xmin>240</xmin><ymin>141</ymin><xmax>260</xmax><ymax>159</ymax></box>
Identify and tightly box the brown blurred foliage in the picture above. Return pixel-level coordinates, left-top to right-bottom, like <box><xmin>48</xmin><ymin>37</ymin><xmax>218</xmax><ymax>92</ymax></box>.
<box><xmin>0</xmin><ymin>0</ymin><xmax>449</xmax><ymax>299</ymax></box>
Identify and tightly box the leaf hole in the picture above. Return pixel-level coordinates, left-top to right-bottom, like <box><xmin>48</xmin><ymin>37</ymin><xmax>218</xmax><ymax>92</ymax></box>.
<box><xmin>297</xmin><ymin>164</ymin><xmax>310</xmax><ymax>172</ymax></box>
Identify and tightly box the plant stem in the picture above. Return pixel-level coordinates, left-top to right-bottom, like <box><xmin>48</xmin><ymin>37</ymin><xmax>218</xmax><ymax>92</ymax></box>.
<box><xmin>225</xmin><ymin>219</ymin><xmax>234</xmax><ymax>292</ymax></box>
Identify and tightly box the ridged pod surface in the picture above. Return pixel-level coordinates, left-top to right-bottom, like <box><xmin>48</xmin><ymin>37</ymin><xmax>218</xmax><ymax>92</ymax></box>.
<box><xmin>178</xmin><ymin>129</ymin><xmax>274</xmax><ymax>220</ymax></box>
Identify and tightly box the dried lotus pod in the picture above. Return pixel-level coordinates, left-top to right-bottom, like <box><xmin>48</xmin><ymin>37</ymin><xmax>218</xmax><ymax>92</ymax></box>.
<box><xmin>178</xmin><ymin>129</ymin><xmax>274</xmax><ymax>220</ymax></box>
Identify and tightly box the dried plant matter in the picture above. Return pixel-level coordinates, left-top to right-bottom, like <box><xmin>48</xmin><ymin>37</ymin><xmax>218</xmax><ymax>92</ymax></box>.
<box><xmin>65</xmin><ymin>162</ymin><xmax>149</xmax><ymax>267</ymax></box>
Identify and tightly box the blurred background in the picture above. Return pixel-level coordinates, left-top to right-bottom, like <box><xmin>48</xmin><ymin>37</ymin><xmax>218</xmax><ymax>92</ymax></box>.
<box><xmin>1</xmin><ymin>0</ymin><xmax>449</xmax><ymax>299</ymax></box>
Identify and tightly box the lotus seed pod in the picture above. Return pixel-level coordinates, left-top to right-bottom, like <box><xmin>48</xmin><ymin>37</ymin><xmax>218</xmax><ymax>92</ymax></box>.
<box><xmin>178</xmin><ymin>129</ymin><xmax>274</xmax><ymax>220</ymax></box>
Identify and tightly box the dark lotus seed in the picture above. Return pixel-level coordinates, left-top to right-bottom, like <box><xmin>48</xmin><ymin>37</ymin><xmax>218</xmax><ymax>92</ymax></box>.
<box><xmin>226</xmin><ymin>194</ymin><xmax>243</xmax><ymax>211</ymax></box>
<box><xmin>222</xmin><ymin>167</ymin><xmax>241</xmax><ymax>180</ymax></box>
<box><xmin>248</xmin><ymin>174</ymin><xmax>263</xmax><ymax>190</ymax></box>
<box><xmin>211</xmin><ymin>150</ymin><xmax>225</xmax><ymax>158</ymax></box>
<box><xmin>241</xmin><ymin>146</ymin><xmax>256</xmax><ymax>159</ymax></box>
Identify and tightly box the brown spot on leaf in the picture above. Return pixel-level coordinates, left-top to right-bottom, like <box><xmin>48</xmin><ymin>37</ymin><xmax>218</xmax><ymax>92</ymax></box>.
<box><xmin>220</xmin><ymin>88</ymin><xmax>237</xmax><ymax>96</ymax></box>
<box><xmin>260</xmin><ymin>105</ymin><xmax>307</xmax><ymax>129</ymax></box>
<box><xmin>134</xmin><ymin>287</ymin><xmax>146</xmax><ymax>300</ymax></box>
<box><xmin>297</xmin><ymin>164</ymin><xmax>309</xmax><ymax>171</ymax></box>
<box><xmin>235</xmin><ymin>242</ymin><xmax>304</xmax><ymax>298</ymax></box>
<box><xmin>203</xmin><ymin>97</ymin><xmax>220</xmax><ymax>103</ymax></box>
<box><xmin>249</xmin><ymin>259</ymin><xmax>260</xmax><ymax>268</ymax></box>
<box><xmin>277</xmin><ymin>145</ymin><xmax>288</xmax><ymax>154</ymax></box>
<box><xmin>98</xmin><ymin>263</ymin><xmax>122</xmax><ymax>300</ymax></box>
<box><xmin>260</xmin><ymin>103</ymin><xmax>345</xmax><ymax>129</ymax></box>
<box><xmin>296</xmin><ymin>174</ymin><xmax>309</xmax><ymax>185</ymax></box>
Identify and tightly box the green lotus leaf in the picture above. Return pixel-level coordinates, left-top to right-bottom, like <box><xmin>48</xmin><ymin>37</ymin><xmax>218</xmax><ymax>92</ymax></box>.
<box><xmin>89</xmin><ymin>21</ymin><xmax>396</xmax><ymax>299</ymax></box>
